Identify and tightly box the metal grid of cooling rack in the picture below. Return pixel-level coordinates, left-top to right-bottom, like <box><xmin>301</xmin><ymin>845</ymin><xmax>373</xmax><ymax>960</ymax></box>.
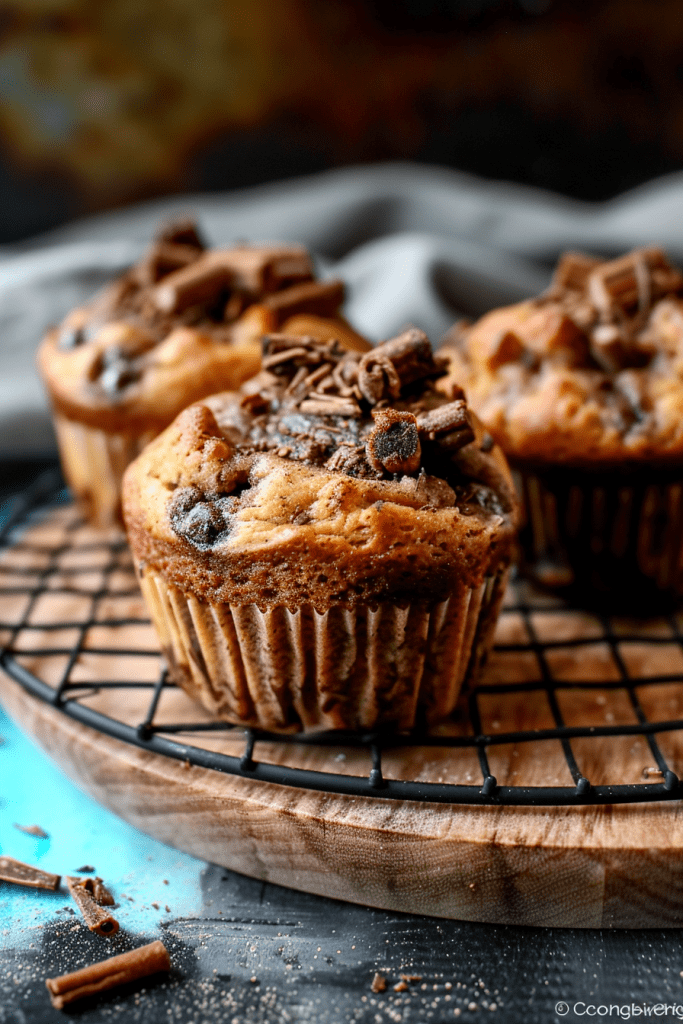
<box><xmin>2</xmin><ymin>469</ymin><xmax>683</xmax><ymax>807</ymax></box>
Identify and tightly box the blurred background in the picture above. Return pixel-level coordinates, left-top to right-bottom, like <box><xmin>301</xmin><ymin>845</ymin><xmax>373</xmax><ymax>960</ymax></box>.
<box><xmin>0</xmin><ymin>0</ymin><xmax>680</xmax><ymax>243</ymax></box>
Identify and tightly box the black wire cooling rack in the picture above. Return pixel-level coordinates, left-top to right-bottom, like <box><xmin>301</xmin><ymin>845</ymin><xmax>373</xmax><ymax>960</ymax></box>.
<box><xmin>2</xmin><ymin>468</ymin><xmax>683</xmax><ymax>808</ymax></box>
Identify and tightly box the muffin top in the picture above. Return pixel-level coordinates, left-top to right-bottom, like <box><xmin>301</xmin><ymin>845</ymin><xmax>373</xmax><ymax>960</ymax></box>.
<box><xmin>441</xmin><ymin>246</ymin><xmax>683</xmax><ymax>465</ymax></box>
<box><xmin>123</xmin><ymin>329</ymin><xmax>518</xmax><ymax>610</ymax></box>
<box><xmin>37</xmin><ymin>219</ymin><xmax>367</xmax><ymax>433</ymax></box>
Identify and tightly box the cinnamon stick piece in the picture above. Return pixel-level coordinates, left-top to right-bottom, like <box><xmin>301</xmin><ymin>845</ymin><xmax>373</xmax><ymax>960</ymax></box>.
<box><xmin>0</xmin><ymin>855</ymin><xmax>60</xmax><ymax>890</ymax></box>
<box><xmin>45</xmin><ymin>940</ymin><xmax>171</xmax><ymax>1009</ymax></box>
<box><xmin>91</xmin><ymin>877</ymin><xmax>115</xmax><ymax>907</ymax></box>
<box><xmin>66</xmin><ymin>876</ymin><xmax>119</xmax><ymax>937</ymax></box>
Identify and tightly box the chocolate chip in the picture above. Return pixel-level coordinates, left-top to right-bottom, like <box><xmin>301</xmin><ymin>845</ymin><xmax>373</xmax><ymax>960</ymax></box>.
<box><xmin>167</xmin><ymin>487</ymin><xmax>237</xmax><ymax>549</ymax></box>
<box><xmin>366</xmin><ymin>409</ymin><xmax>421</xmax><ymax>475</ymax></box>
<box><xmin>58</xmin><ymin>325</ymin><xmax>85</xmax><ymax>350</ymax></box>
<box><xmin>99</xmin><ymin>358</ymin><xmax>140</xmax><ymax>395</ymax></box>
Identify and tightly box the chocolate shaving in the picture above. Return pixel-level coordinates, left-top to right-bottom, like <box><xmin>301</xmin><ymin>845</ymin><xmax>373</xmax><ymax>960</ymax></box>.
<box><xmin>299</xmin><ymin>396</ymin><xmax>361</xmax><ymax>417</ymax></box>
<box><xmin>67</xmin><ymin>876</ymin><xmax>119</xmax><ymax>937</ymax></box>
<box><xmin>366</xmin><ymin>409</ymin><xmax>421</xmax><ymax>475</ymax></box>
<box><xmin>45</xmin><ymin>940</ymin><xmax>170</xmax><ymax>1009</ymax></box>
<box><xmin>263</xmin><ymin>345</ymin><xmax>322</xmax><ymax>371</ymax></box>
<box><xmin>357</xmin><ymin>352</ymin><xmax>401</xmax><ymax>404</ymax></box>
<box><xmin>416</xmin><ymin>400</ymin><xmax>472</xmax><ymax>441</ymax></box>
<box><xmin>0</xmin><ymin>855</ymin><xmax>60</xmax><ymax>890</ymax></box>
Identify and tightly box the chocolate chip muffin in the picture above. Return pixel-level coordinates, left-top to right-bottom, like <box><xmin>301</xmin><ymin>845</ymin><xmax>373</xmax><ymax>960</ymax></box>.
<box><xmin>442</xmin><ymin>246</ymin><xmax>683</xmax><ymax>604</ymax></box>
<box><xmin>38</xmin><ymin>218</ymin><xmax>368</xmax><ymax>527</ymax></box>
<box><xmin>122</xmin><ymin>328</ymin><xmax>517</xmax><ymax>733</ymax></box>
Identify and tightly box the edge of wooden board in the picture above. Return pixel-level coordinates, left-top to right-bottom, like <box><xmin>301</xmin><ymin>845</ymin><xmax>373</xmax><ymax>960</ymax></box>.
<box><xmin>3</xmin><ymin>672</ymin><xmax>683</xmax><ymax>928</ymax></box>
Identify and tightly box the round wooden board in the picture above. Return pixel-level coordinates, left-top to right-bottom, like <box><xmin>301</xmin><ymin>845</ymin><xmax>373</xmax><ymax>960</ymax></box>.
<box><xmin>4</xmin><ymin>501</ymin><xmax>683</xmax><ymax>928</ymax></box>
<box><xmin>4</xmin><ymin>671</ymin><xmax>683</xmax><ymax>929</ymax></box>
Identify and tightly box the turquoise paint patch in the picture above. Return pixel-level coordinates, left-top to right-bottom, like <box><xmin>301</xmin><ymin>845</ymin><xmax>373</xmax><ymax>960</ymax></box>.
<box><xmin>0</xmin><ymin>705</ymin><xmax>203</xmax><ymax>947</ymax></box>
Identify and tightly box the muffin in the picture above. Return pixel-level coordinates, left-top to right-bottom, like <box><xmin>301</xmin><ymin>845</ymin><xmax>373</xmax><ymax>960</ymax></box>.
<box><xmin>38</xmin><ymin>219</ymin><xmax>368</xmax><ymax>527</ymax></box>
<box><xmin>441</xmin><ymin>246</ymin><xmax>683</xmax><ymax>604</ymax></box>
<box><xmin>122</xmin><ymin>328</ymin><xmax>518</xmax><ymax>733</ymax></box>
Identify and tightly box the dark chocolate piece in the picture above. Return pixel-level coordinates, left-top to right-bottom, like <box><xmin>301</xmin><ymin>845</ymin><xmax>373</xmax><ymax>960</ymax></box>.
<box><xmin>264</xmin><ymin>279</ymin><xmax>344</xmax><ymax>323</ymax></box>
<box><xmin>156</xmin><ymin>217</ymin><xmax>206</xmax><ymax>250</ymax></box>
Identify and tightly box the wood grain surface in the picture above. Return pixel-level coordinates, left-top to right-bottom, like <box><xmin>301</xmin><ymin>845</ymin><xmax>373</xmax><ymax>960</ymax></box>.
<box><xmin>3</xmin><ymin>504</ymin><xmax>683</xmax><ymax>928</ymax></box>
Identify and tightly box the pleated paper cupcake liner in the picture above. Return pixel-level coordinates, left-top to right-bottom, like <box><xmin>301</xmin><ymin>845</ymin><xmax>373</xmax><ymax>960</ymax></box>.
<box><xmin>54</xmin><ymin>414</ymin><xmax>157</xmax><ymax>528</ymax></box>
<box><xmin>516</xmin><ymin>465</ymin><xmax>683</xmax><ymax>605</ymax></box>
<box><xmin>138</xmin><ymin>567</ymin><xmax>508</xmax><ymax>733</ymax></box>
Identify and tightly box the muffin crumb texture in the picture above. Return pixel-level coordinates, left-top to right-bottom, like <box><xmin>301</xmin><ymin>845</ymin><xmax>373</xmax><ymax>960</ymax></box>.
<box><xmin>124</xmin><ymin>329</ymin><xmax>517</xmax><ymax>611</ymax></box>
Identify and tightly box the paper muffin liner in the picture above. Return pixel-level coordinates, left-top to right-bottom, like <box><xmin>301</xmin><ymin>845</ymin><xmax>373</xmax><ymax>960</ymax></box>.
<box><xmin>515</xmin><ymin>464</ymin><xmax>683</xmax><ymax>604</ymax></box>
<box><xmin>137</xmin><ymin>566</ymin><xmax>509</xmax><ymax>733</ymax></box>
<box><xmin>54</xmin><ymin>414</ymin><xmax>157</xmax><ymax>528</ymax></box>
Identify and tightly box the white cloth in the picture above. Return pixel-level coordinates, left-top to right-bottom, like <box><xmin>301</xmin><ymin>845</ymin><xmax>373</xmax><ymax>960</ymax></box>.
<box><xmin>3</xmin><ymin>161</ymin><xmax>683</xmax><ymax>455</ymax></box>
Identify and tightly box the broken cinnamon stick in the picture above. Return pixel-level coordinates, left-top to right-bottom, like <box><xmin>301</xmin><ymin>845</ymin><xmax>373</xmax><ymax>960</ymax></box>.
<box><xmin>45</xmin><ymin>940</ymin><xmax>171</xmax><ymax>1009</ymax></box>
<box><xmin>0</xmin><ymin>855</ymin><xmax>60</xmax><ymax>890</ymax></box>
<box><xmin>13</xmin><ymin>822</ymin><xmax>49</xmax><ymax>838</ymax></box>
<box><xmin>66</xmin><ymin>876</ymin><xmax>119</xmax><ymax>937</ymax></box>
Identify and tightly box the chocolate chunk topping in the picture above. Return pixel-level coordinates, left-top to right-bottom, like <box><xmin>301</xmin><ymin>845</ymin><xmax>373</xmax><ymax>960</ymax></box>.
<box><xmin>366</xmin><ymin>410</ymin><xmax>421</xmax><ymax>475</ymax></box>
<box><xmin>219</xmin><ymin>329</ymin><xmax>479</xmax><ymax>485</ymax></box>
<box><xmin>587</xmin><ymin>247</ymin><xmax>683</xmax><ymax>320</ymax></box>
<box><xmin>55</xmin><ymin>232</ymin><xmax>330</xmax><ymax>359</ymax></box>
<box><xmin>156</xmin><ymin>217</ymin><xmax>206</xmax><ymax>250</ymax></box>
<box><xmin>358</xmin><ymin>328</ymin><xmax>437</xmax><ymax>403</ymax></box>
<box><xmin>137</xmin><ymin>241</ymin><xmax>204</xmax><ymax>286</ymax></box>
<box><xmin>264</xmin><ymin>279</ymin><xmax>344</xmax><ymax>324</ymax></box>
<box><xmin>152</xmin><ymin>255</ymin><xmax>232</xmax><ymax>315</ymax></box>
<box><xmin>550</xmin><ymin>251</ymin><xmax>601</xmax><ymax>294</ymax></box>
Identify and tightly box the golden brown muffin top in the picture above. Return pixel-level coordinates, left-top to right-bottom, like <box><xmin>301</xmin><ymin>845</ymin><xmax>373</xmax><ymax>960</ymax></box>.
<box><xmin>37</xmin><ymin>219</ymin><xmax>367</xmax><ymax>433</ymax></box>
<box><xmin>442</xmin><ymin>246</ymin><xmax>683</xmax><ymax>465</ymax></box>
<box><xmin>123</xmin><ymin>329</ymin><xmax>518</xmax><ymax>609</ymax></box>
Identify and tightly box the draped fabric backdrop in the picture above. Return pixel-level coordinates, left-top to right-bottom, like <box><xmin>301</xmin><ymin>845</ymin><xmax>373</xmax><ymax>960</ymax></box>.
<box><xmin>3</xmin><ymin>161</ymin><xmax>683</xmax><ymax>455</ymax></box>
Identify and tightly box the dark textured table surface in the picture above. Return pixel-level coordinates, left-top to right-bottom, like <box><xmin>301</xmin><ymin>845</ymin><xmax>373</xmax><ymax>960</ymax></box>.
<box><xmin>2</xmin><ymin>463</ymin><xmax>683</xmax><ymax>1024</ymax></box>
